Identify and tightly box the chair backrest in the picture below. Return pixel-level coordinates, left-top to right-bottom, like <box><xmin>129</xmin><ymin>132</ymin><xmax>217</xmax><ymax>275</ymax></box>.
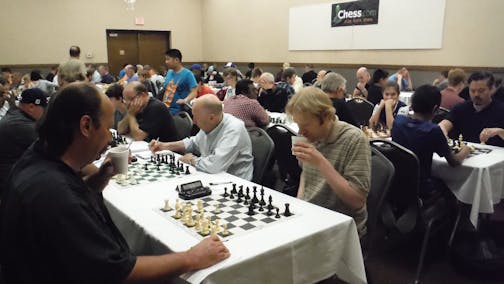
<box><xmin>173</xmin><ymin>111</ymin><xmax>193</xmax><ymax>140</ymax></box>
<box><xmin>346</xmin><ymin>98</ymin><xmax>374</xmax><ymax>127</ymax></box>
<box><xmin>266</xmin><ymin>124</ymin><xmax>302</xmax><ymax>187</ymax></box>
<box><xmin>370</xmin><ymin>139</ymin><xmax>420</xmax><ymax>234</ymax></box>
<box><xmin>432</xmin><ymin>107</ymin><xmax>450</xmax><ymax>124</ymax></box>
<box><xmin>367</xmin><ymin>147</ymin><xmax>395</xmax><ymax>233</ymax></box>
<box><xmin>247</xmin><ymin>127</ymin><xmax>275</xmax><ymax>184</ymax></box>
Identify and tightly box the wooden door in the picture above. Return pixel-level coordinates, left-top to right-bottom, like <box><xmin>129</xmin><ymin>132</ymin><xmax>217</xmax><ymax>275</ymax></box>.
<box><xmin>106</xmin><ymin>31</ymin><xmax>138</xmax><ymax>76</ymax></box>
<box><xmin>106</xmin><ymin>30</ymin><xmax>170</xmax><ymax>77</ymax></box>
<box><xmin>138</xmin><ymin>31</ymin><xmax>170</xmax><ymax>72</ymax></box>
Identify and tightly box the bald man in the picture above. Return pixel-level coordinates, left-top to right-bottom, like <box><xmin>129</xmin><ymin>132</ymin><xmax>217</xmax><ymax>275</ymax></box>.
<box><xmin>352</xmin><ymin>67</ymin><xmax>371</xmax><ymax>98</ymax></box>
<box><xmin>149</xmin><ymin>94</ymin><xmax>254</xmax><ymax>180</ymax></box>
<box><xmin>118</xmin><ymin>81</ymin><xmax>178</xmax><ymax>142</ymax></box>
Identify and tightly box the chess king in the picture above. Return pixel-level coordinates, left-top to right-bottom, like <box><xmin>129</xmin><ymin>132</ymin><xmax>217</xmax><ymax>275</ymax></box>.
<box><xmin>0</xmin><ymin>82</ymin><xmax>229</xmax><ymax>283</ymax></box>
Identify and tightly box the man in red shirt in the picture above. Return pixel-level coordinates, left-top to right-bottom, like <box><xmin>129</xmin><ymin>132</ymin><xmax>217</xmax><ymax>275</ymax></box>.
<box><xmin>440</xmin><ymin>68</ymin><xmax>465</xmax><ymax>110</ymax></box>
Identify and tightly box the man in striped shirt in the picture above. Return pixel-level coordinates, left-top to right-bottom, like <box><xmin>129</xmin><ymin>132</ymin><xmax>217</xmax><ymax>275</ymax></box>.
<box><xmin>288</xmin><ymin>87</ymin><xmax>371</xmax><ymax>237</ymax></box>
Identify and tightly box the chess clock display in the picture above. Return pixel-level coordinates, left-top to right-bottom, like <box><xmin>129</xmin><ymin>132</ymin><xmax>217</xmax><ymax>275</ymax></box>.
<box><xmin>177</xmin><ymin>180</ymin><xmax>212</xmax><ymax>200</ymax></box>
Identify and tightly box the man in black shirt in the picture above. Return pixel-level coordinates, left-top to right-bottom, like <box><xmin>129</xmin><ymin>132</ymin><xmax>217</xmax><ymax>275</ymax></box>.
<box><xmin>301</xmin><ymin>64</ymin><xmax>317</xmax><ymax>84</ymax></box>
<box><xmin>0</xmin><ymin>88</ymin><xmax>47</xmax><ymax>197</ymax></box>
<box><xmin>439</xmin><ymin>71</ymin><xmax>504</xmax><ymax>146</ymax></box>
<box><xmin>99</xmin><ymin>65</ymin><xmax>116</xmax><ymax>84</ymax></box>
<box><xmin>0</xmin><ymin>82</ymin><xmax>229</xmax><ymax>284</ymax></box>
<box><xmin>118</xmin><ymin>82</ymin><xmax>178</xmax><ymax>142</ymax></box>
<box><xmin>321</xmin><ymin>73</ymin><xmax>358</xmax><ymax>127</ymax></box>
<box><xmin>257</xmin><ymin>72</ymin><xmax>294</xmax><ymax>112</ymax></box>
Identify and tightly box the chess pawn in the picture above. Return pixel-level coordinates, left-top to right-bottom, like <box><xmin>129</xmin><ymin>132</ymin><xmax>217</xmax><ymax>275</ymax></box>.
<box><xmin>197</xmin><ymin>200</ymin><xmax>203</xmax><ymax>213</ymax></box>
<box><xmin>163</xmin><ymin>199</ymin><xmax>171</xmax><ymax>211</ymax></box>
<box><xmin>173</xmin><ymin>208</ymin><xmax>182</xmax><ymax>219</ymax></box>
<box><xmin>214</xmin><ymin>219</ymin><xmax>220</xmax><ymax>232</ymax></box>
<box><xmin>214</xmin><ymin>203</ymin><xmax>220</xmax><ymax>214</ymax></box>
<box><xmin>186</xmin><ymin>211</ymin><xmax>195</xmax><ymax>227</ymax></box>
<box><xmin>221</xmin><ymin>223</ymin><xmax>229</xmax><ymax>236</ymax></box>
<box><xmin>195</xmin><ymin>215</ymin><xmax>201</xmax><ymax>232</ymax></box>
<box><xmin>201</xmin><ymin>220</ymin><xmax>209</xmax><ymax>235</ymax></box>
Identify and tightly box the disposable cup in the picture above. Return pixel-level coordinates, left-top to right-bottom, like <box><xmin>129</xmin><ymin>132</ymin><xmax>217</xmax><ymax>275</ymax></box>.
<box><xmin>109</xmin><ymin>146</ymin><xmax>129</xmax><ymax>177</ymax></box>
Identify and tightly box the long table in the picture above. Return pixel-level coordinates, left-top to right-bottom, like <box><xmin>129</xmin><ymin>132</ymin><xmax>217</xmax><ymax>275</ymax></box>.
<box><xmin>103</xmin><ymin>150</ymin><xmax>367</xmax><ymax>284</ymax></box>
<box><xmin>432</xmin><ymin>143</ymin><xmax>504</xmax><ymax>227</ymax></box>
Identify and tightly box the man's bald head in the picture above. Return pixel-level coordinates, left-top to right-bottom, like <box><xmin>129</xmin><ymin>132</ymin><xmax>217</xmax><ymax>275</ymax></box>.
<box><xmin>193</xmin><ymin>94</ymin><xmax>223</xmax><ymax>115</ymax></box>
<box><xmin>356</xmin><ymin>67</ymin><xmax>370</xmax><ymax>84</ymax></box>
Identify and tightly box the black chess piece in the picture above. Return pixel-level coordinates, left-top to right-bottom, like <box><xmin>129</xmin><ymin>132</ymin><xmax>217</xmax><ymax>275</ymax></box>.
<box><xmin>267</xmin><ymin>195</ymin><xmax>274</xmax><ymax>210</ymax></box>
<box><xmin>275</xmin><ymin>208</ymin><xmax>280</xmax><ymax>218</ymax></box>
<box><xmin>283</xmin><ymin>203</ymin><xmax>292</xmax><ymax>217</ymax></box>
<box><xmin>229</xmin><ymin>191</ymin><xmax>235</xmax><ymax>199</ymax></box>
<box><xmin>144</xmin><ymin>163</ymin><xmax>148</xmax><ymax>171</ymax></box>
<box><xmin>259</xmin><ymin>189</ymin><xmax>266</xmax><ymax>206</ymax></box>
<box><xmin>236</xmin><ymin>195</ymin><xmax>242</xmax><ymax>203</ymax></box>
<box><xmin>252</xmin><ymin>188</ymin><xmax>258</xmax><ymax>204</ymax></box>
<box><xmin>238</xmin><ymin>186</ymin><xmax>244</xmax><ymax>198</ymax></box>
<box><xmin>156</xmin><ymin>164</ymin><xmax>160</xmax><ymax>171</ymax></box>
<box><xmin>245</xmin><ymin>187</ymin><xmax>250</xmax><ymax>200</ymax></box>
<box><xmin>185</xmin><ymin>166</ymin><xmax>190</xmax><ymax>175</ymax></box>
<box><xmin>247</xmin><ymin>202</ymin><xmax>256</xmax><ymax>216</ymax></box>
<box><xmin>231</xmin><ymin>184</ymin><xmax>237</xmax><ymax>195</ymax></box>
<box><xmin>244</xmin><ymin>198</ymin><xmax>249</xmax><ymax>205</ymax></box>
<box><xmin>223</xmin><ymin>187</ymin><xmax>229</xmax><ymax>197</ymax></box>
<box><xmin>259</xmin><ymin>203</ymin><xmax>264</xmax><ymax>212</ymax></box>
<box><xmin>266</xmin><ymin>206</ymin><xmax>273</xmax><ymax>216</ymax></box>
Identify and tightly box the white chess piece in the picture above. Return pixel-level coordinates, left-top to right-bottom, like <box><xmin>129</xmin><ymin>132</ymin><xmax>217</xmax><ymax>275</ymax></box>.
<box><xmin>197</xmin><ymin>200</ymin><xmax>203</xmax><ymax>213</ymax></box>
<box><xmin>221</xmin><ymin>223</ymin><xmax>229</xmax><ymax>236</ymax></box>
<box><xmin>214</xmin><ymin>203</ymin><xmax>220</xmax><ymax>214</ymax></box>
<box><xmin>163</xmin><ymin>199</ymin><xmax>171</xmax><ymax>211</ymax></box>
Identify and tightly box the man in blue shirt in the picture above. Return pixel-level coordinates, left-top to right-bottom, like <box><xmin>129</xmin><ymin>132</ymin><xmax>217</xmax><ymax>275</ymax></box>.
<box><xmin>439</xmin><ymin>71</ymin><xmax>504</xmax><ymax>147</ymax></box>
<box><xmin>392</xmin><ymin>85</ymin><xmax>469</xmax><ymax>197</ymax></box>
<box><xmin>162</xmin><ymin>49</ymin><xmax>198</xmax><ymax>114</ymax></box>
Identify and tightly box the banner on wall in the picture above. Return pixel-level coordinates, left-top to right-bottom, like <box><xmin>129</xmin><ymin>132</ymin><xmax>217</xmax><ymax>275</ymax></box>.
<box><xmin>331</xmin><ymin>0</ymin><xmax>380</xmax><ymax>27</ymax></box>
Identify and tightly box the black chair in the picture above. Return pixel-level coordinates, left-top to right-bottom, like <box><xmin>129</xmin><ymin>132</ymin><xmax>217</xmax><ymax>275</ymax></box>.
<box><xmin>370</xmin><ymin>139</ymin><xmax>454</xmax><ymax>284</ymax></box>
<box><xmin>266</xmin><ymin>124</ymin><xmax>301</xmax><ymax>196</ymax></box>
<box><xmin>367</xmin><ymin>147</ymin><xmax>395</xmax><ymax>237</ymax></box>
<box><xmin>346</xmin><ymin>98</ymin><xmax>374</xmax><ymax>127</ymax></box>
<box><xmin>432</xmin><ymin>107</ymin><xmax>450</xmax><ymax>124</ymax></box>
<box><xmin>173</xmin><ymin>111</ymin><xmax>193</xmax><ymax>140</ymax></box>
<box><xmin>247</xmin><ymin>127</ymin><xmax>275</xmax><ymax>185</ymax></box>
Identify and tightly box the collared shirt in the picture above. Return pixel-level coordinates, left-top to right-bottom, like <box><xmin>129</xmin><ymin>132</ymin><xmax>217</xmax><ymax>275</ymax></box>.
<box><xmin>301</xmin><ymin>121</ymin><xmax>371</xmax><ymax>236</ymax></box>
<box><xmin>183</xmin><ymin>113</ymin><xmax>254</xmax><ymax>180</ymax></box>
<box><xmin>223</xmin><ymin>95</ymin><xmax>269</xmax><ymax>128</ymax></box>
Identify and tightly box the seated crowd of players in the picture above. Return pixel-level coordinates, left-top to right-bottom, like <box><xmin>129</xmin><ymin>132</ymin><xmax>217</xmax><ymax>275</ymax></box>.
<box><xmin>0</xmin><ymin>45</ymin><xmax>503</xmax><ymax>282</ymax></box>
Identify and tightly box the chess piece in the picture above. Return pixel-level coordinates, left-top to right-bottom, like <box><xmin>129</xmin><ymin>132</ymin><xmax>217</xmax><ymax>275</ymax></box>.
<box><xmin>156</xmin><ymin>164</ymin><xmax>160</xmax><ymax>171</ymax></box>
<box><xmin>221</xmin><ymin>223</ymin><xmax>229</xmax><ymax>236</ymax></box>
<box><xmin>247</xmin><ymin>202</ymin><xmax>256</xmax><ymax>216</ymax></box>
<box><xmin>201</xmin><ymin>220</ymin><xmax>209</xmax><ymax>236</ymax></box>
<box><xmin>162</xmin><ymin>199</ymin><xmax>172</xmax><ymax>212</ymax></box>
<box><xmin>229</xmin><ymin>191</ymin><xmax>235</xmax><ymax>199</ymax></box>
<box><xmin>283</xmin><ymin>203</ymin><xmax>292</xmax><ymax>217</ymax></box>
<box><xmin>245</xmin><ymin>187</ymin><xmax>250</xmax><ymax>200</ymax></box>
<box><xmin>214</xmin><ymin>203</ymin><xmax>220</xmax><ymax>214</ymax></box>
<box><xmin>236</xmin><ymin>194</ymin><xmax>242</xmax><ymax>203</ymax></box>
<box><xmin>231</xmin><ymin>184</ymin><xmax>237</xmax><ymax>195</ymax></box>
<box><xmin>267</xmin><ymin>195</ymin><xmax>274</xmax><ymax>210</ymax></box>
<box><xmin>238</xmin><ymin>186</ymin><xmax>244</xmax><ymax>198</ymax></box>
<box><xmin>252</xmin><ymin>187</ymin><xmax>258</xmax><ymax>204</ymax></box>
<box><xmin>186</xmin><ymin>208</ymin><xmax>195</xmax><ymax>227</ymax></box>
<box><xmin>266</xmin><ymin>205</ymin><xmax>273</xmax><ymax>216</ymax></box>
<box><xmin>214</xmin><ymin>219</ymin><xmax>220</xmax><ymax>233</ymax></box>
<box><xmin>144</xmin><ymin>163</ymin><xmax>148</xmax><ymax>171</ymax></box>
<box><xmin>275</xmin><ymin>208</ymin><xmax>280</xmax><ymax>218</ymax></box>
<box><xmin>197</xmin><ymin>200</ymin><xmax>203</xmax><ymax>213</ymax></box>
<box><xmin>195</xmin><ymin>215</ymin><xmax>201</xmax><ymax>232</ymax></box>
<box><xmin>174</xmin><ymin>199</ymin><xmax>181</xmax><ymax>218</ymax></box>
<box><xmin>185</xmin><ymin>166</ymin><xmax>190</xmax><ymax>175</ymax></box>
<box><xmin>259</xmin><ymin>203</ymin><xmax>264</xmax><ymax>212</ymax></box>
<box><xmin>259</xmin><ymin>191</ymin><xmax>266</xmax><ymax>206</ymax></box>
<box><xmin>223</xmin><ymin>187</ymin><xmax>229</xmax><ymax>197</ymax></box>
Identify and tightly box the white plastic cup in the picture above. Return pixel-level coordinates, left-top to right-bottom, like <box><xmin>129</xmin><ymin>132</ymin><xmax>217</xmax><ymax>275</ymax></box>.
<box><xmin>291</xmin><ymin>136</ymin><xmax>309</xmax><ymax>147</ymax></box>
<box><xmin>109</xmin><ymin>146</ymin><xmax>129</xmax><ymax>176</ymax></box>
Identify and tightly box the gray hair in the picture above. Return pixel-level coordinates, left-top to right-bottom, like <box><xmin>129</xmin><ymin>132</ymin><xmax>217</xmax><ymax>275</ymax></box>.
<box><xmin>260</xmin><ymin>72</ymin><xmax>275</xmax><ymax>83</ymax></box>
<box><xmin>321</xmin><ymin>72</ymin><xmax>346</xmax><ymax>93</ymax></box>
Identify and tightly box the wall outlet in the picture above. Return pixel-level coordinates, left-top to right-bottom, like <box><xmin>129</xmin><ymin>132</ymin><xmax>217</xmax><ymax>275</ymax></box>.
<box><xmin>86</xmin><ymin>52</ymin><xmax>93</xmax><ymax>59</ymax></box>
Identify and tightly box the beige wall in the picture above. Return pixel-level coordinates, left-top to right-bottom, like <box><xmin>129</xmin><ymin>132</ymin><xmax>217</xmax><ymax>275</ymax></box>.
<box><xmin>201</xmin><ymin>0</ymin><xmax>504</xmax><ymax>68</ymax></box>
<box><xmin>0</xmin><ymin>0</ymin><xmax>203</xmax><ymax>65</ymax></box>
<box><xmin>1</xmin><ymin>0</ymin><xmax>503</xmax><ymax>68</ymax></box>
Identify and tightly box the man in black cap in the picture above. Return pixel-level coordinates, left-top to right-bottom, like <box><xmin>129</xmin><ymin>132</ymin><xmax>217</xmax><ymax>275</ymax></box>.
<box><xmin>0</xmin><ymin>88</ymin><xmax>48</xmax><ymax>196</ymax></box>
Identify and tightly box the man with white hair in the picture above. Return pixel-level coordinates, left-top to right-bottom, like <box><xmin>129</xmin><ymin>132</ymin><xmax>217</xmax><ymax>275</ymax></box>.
<box><xmin>257</xmin><ymin>72</ymin><xmax>294</xmax><ymax>112</ymax></box>
<box><xmin>149</xmin><ymin>94</ymin><xmax>254</xmax><ymax>180</ymax></box>
<box><xmin>352</xmin><ymin>67</ymin><xmax>371</xmax><ymax>98</ymax></box>
<box><xmin>321</xmin><ymin>73</ymin><xmax>358</xmax><ymax>127</ymax></box>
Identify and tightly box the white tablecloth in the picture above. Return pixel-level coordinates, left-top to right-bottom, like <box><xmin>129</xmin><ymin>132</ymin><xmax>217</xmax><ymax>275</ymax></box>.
<box><xmin>267</xmin><ymin>112</ymin><xmax>299</xmax><ymax>133</ymax></box>
<box><xmin>432</xmin><ymin>143</ymin><xmax>504</xmax><ymax>226</ymax></box>
<box><xmin>103</xmin><ymin>151</ymin><xmax>366</xmax><ymax>284</ymax></box>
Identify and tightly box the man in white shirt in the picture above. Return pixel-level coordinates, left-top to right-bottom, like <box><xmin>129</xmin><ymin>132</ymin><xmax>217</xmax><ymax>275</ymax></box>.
<box><xmin>149</xmin><ymin>94</ymin><xmax>254</xmax><ymax>180</ymax></box>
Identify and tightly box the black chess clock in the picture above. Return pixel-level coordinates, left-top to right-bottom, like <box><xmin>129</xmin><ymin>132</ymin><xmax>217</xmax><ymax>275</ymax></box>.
<box><xmin>177</xmin><ymin>180</ymin><xmax>212</xmax><ymax>200</ymax></box>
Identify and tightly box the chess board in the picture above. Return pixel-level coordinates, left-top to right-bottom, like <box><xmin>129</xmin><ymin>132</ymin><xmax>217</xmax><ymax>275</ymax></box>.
<box><xmin>155</xmin><ymin>191</ymin><xmax>297</xmax><ymax>241</ymax></box>
<box><xmin>466</xmin><ymin>146</ymin><xmax>492</xmax><ymax>159</ymax></box>
<box><xmin>113</xmin><ymin>160</ymin><xmax>191</xmax><ymax>187</ymax></box>
<box><xmin>449</xmin><ymin>140</ymin><xmax>493</xmax><ymax>159</ymax></box>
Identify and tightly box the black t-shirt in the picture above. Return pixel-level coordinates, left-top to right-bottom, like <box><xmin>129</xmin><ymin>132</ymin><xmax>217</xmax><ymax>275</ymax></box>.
<box><xmin>0</xmin><ymin>108</ymin><xmax>37</xmax><ymax>195</ymax></box>
<box><xmin>446</xmin><ymin>100</ymin><xmax>504</xmax><ymax>146</ymax></box>
<box><xmin>458</xmin><ymin>86</ymin><xmax>470</xmax><ymax>101</ymax></box>
<box><xmin>331</xmin><ymin>98</ymin><xmax>358</xmax><ymax>127</ymax></box>
<box><xmin>257</xmin><ymin>82</ymin><xmax>293</xmax><ymax>113</ymax></box>
<box><xmin>367</xmin><ymin>84</ymin><xmax>383</xmax><ymax>106</ymax></box>
<box><xmin>0</xmin><ymin>142</ymin><xmax>136</xmax><ymax>284</ymax></box>
<box><xmin>101</xmin><ymin>73</ymin><xmax>115</xmax><ymax>84</ymax></box>
<box><xmin>302</xmin><ymin>70</ymin><xmax>317</xmax><ymax>84</ymax></box>
<box><xmin>137</xmin><ymin>98</ymin><xmax>178</xmax><ymax>142</ymax></box>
